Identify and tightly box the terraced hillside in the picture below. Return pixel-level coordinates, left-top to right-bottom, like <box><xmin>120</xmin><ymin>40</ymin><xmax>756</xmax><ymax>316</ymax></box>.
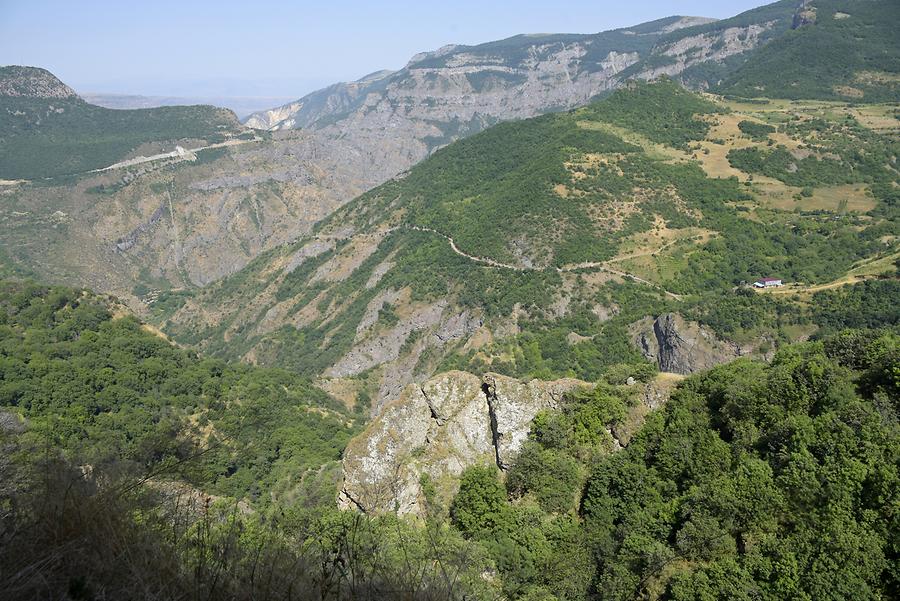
<box><xmin>161</xmin><ymin>79</ymin><xmax>900</xmax><ymax>411</ymax></box>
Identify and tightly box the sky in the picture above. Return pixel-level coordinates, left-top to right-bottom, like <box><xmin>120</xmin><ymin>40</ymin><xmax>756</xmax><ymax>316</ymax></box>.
<box><xmin>0</xmin><ymin>0</ymin><xmax>769</xmax><ymax>100</ymax></box>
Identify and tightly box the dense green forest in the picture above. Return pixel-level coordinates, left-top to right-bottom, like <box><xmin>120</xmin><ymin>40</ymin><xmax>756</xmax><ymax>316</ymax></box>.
<box><xmin>0</xmin><ymin>281</ymin><xmax>356</xmax><ymax>504</ymax></box>
<box><xmin>3</xmin><ymin>281</ymin><xmax>896</xmax><ymax>598</ymax></box>
<box><xmin>450</xmin><ymin>329</ymin><xmax>900</xmax><ymax>599</ymax></box>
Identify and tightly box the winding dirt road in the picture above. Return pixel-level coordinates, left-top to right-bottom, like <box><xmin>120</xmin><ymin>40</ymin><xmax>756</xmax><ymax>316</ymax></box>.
<box><xmin>403</xmin><ymin>225</ymin><xmax>684</xmax><ymax>300</ymax></box>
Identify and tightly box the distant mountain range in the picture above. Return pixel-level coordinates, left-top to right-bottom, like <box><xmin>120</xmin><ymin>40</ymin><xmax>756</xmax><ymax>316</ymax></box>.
<box><xmin>81</xmin><ymin>93</ymin><xmax>296</xmax><ymax>119</ymax></box>
<box><xmin>0</xmin><ymin>0</ymin><xmax>897</xmax><ymax>317</ymax></box>
<box><xmin>244</xmin><ymin>5</ymin><xmax>795</xmax><ymax>134</ymax></box>
<box><xmin>247</xmin><ymin>0</ymin><xmax>897</xmax><ymax>137</ymax></box>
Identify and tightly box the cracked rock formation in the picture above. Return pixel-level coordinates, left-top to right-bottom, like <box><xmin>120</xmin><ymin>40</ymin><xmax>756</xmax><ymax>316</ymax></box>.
<box><xmin>338</xmin><ymin>371</ymin><xmax>587</xmax><ymax>515</ymax></box>
<box><xmin>631</xmin><ymin>313</ymin><xmax>769</xmax><ymax>374</ymax></box>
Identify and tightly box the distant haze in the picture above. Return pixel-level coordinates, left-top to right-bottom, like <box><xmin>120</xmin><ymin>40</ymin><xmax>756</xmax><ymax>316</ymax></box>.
<box><xmin>1</xmin><ymin>0</ymin><xmax>769</xmax><ymax>101</ymax></box>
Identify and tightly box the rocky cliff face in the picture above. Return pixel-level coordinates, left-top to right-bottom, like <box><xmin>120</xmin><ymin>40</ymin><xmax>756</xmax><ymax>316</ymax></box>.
<box><xmin>631</xmin><ymin>313</ymin><xmax>771</xmax><ymax>374</ymax></box>
<box><xmin>247</xmin><ymin>4</ymin><xmax>796</xmax><ymax>137</ymax></box>
<box><xmin>0</xmin><ymin>65</ymin><xmax>77</xmax><ymax>99</ymax></box>
<box><xmin>338</xmin><ymin>371</ymin><xmax>587</xmax><ymax>515</ymax></box>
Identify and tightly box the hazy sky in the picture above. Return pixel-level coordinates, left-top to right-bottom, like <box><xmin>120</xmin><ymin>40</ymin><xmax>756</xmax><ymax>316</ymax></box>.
<box><xmin>0</xmin><ymin>0</ymin><xmax>769</xmax><ymax>99</ymax></box>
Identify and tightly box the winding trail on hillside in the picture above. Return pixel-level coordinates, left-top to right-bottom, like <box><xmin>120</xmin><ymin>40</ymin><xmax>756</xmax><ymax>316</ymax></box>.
<box><xmin>405</xmin><ymin>225</ymin><xmax>523</xmax><ymax>270</ymax></box>
<box><xmin>400</xmin><ymin>225</ymin><xmax>684</xmax><ymax>300</ymax></box>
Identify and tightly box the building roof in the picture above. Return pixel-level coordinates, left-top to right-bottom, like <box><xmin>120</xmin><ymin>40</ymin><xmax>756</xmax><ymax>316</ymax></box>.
<box><xmin>757</xmin><ymin>277</ymin><xmax>782</xmax><ymax>283</ymax></box>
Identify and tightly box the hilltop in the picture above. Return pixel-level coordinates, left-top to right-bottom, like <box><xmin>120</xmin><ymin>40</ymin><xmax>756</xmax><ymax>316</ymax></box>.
<box><xmin>0</xmin><ymin>66</ymin><xmax>246</xmax><ymax>180</ymax></box>
<box><xmin>0</xmin><ymin>65</ymin><xmax>77</xmax><ymax>98</ymax></box>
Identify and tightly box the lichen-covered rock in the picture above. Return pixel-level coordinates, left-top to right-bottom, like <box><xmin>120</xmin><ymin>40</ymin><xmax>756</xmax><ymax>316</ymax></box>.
<box><xmin>338</xmin><ymin>382</ymin><xmax>435</xmax><ymax>514</ymax></box>
<box><xmin>339</xmin><ymin>371</ymin><xmax>588</xmax><ymax>515</ymax></box>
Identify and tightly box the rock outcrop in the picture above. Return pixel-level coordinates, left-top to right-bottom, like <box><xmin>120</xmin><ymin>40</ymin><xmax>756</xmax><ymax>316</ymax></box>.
<box><xmin>338</xmin><ymin>371</ymin><xmax>587</xmax><ymax>515</ymax></box>
<box><xmin>0</xmin><ymin>65</ymin><xmax>78</xmax><ymax>99</ymax></box>
<box><xmin>631</xmin><ymin>313</ymin><xmax>766</xmax><ymax>375</ymax></box>
<box><xmin>792</xmin><ymin>0</ymin><xmax>817</xmax><ymax>29</ymax></box>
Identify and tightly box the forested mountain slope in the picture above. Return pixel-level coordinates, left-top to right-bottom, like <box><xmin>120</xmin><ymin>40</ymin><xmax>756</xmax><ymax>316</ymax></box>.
<box><xmin>163</xmin><ymin>79</ymin><xmax>900</xmax><ymax>411</ymax></box>
<box><xmin>0</xmin><ymin>280</ymin><xmax>357</xmax><ymax>504</ymax></box>
<box><xmin>717</xmin><ymin>0</ymin><xmax>900</xmax><ymax>101</ymax></box>
<box><xmin>2</xmin><ymin>296</ymin><xmax>896</xmax><ymax>598</ymax></box>
<box><xmin>448</xmin><ymin>328</ymin><xmax>900</xmax><ymax>599</ymax></box>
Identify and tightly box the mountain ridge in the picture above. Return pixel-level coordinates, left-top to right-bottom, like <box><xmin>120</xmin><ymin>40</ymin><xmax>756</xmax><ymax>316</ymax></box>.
<box><xmin>243</xmin><ymin>12</ymin><xmax>759</xmax><ymax>132</ymax></box>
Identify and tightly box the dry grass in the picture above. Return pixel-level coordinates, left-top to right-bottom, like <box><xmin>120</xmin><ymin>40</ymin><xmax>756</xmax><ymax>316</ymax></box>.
<box><xmin>848</xmin><ymin>104</ymin><xmax>900</xmax><ymax>134</ymax></box>
<box><xmin>763</xmin><ymin>184</ymin><xmax>877</xmax><ymax>213</ymax></box>
<box><xmin>317</xmin><ymin>378</ymin><xmax>364</xmax><ymax>411</ymax></box>
<box><xmin>612</xmin><ymin>217</ymin><xmax>714</xmax><ymax>260</ymax></box>
<box><xmin>606</xmin><ymin>219</ymin><xmax>716</xmax><ymax>283</ymax></box>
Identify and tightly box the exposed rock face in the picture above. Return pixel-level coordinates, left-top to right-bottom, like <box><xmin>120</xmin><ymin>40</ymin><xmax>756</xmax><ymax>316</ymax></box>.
<box><xmin>0</xmin><ymin>65</ymin><xmax>77</xmax><ymax>98</ymax></box>
<box><xmin>247</xmin><ymin>17</ymin><xmax>720</xmax><ymax>133</ymax></box>
<box><xmin>481</xmin><ymin>374</ymin><xmax>585</xmax><ymax>469</ymax></box>
<box><xmin>633</xmin><ymin>24</ymin><xmax>776</xmax><ymax>82</ymax></box>
<box><xmin>0</xmin><ymin>128</ymin><xmax>382</xmax><ymax>308</ymax></box>
<box><xmin>631</xmin><ymin>313</ymin><xmax>764</xmax><ymax>374</ymax></box>
<box><xmin>338</xmin><ymin>371</ymin><xmax>587</xmax><ymax>515</ymax></box>
<box><xmin>793</xmin><ymin>0</ymin><xmax>818</xmax><ymax>29</ymax></box>
<box><xmin>243</xmin><ymin>101</ymin><xmax>304</xmax><ymax>130</ymax></box>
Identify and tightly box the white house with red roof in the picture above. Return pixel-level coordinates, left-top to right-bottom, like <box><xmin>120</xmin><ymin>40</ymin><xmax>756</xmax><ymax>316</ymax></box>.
<box><xmin>754</xmin><ymin>277</ymin><xmax>783</xmax><ymax>288</ymax></box>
